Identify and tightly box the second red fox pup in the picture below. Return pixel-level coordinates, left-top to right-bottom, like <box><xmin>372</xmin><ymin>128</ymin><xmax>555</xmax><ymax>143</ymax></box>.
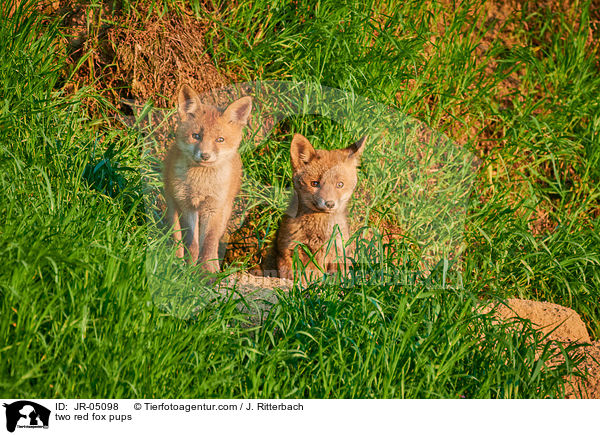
<box><xmin>163</xmin><ymin>84</ymin><xmax>252</xmax><ymax>272</ymax></box>
<box><xmin>276</xmin><ymin>133</ymin><xmax>367</xmax><ymax>280</ymax></box>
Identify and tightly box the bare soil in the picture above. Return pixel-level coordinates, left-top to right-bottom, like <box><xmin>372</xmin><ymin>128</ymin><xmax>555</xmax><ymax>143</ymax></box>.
<box><xmin>481</xmin><ymin>298</ymin><xmax>600</xmax><ymax>398</ymax></box>
<box><xmin>482</xmin><ymin>298</ymin><xmax>591</xmax><ymax>343</ymax></box>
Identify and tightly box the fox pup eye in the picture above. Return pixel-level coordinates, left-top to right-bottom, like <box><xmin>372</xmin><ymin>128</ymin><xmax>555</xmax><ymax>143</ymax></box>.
<box><xmin>310</xmin><ymin>181</ymin><xmax>320</xmax><ymax>187</ymax></box>
<box><xmin>336</xmin><ymin>182</ymin><xmax>344</xmax><ymax>188</ymax></box>
<box><xmin>191</xmin><ymin>133</ymin><xmax>201</xmax><ymax>140</ymax></box>
<box><xmin>216</xmin><ymin>137</ymin><xmax>224</xmax><ymax>143</ymax></box>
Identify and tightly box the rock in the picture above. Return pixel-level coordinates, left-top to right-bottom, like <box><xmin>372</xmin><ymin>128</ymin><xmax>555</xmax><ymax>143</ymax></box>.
<box><xmin>564</xmin><ymin>341</ymin><xmax>600</xmax><ymax>399</ymax></box>
<box><xmin>479</xmin><ymin>297</ymin><xmax>598</xmax><ymax>399</ymax></box>
<box><xmin>218</xmin><ymin>272</ymin><xmax>292</xmax><ymax>323</ymax></box>
<box><xmin>480</xmin><ymin>298</ymin><xmax>591</xmax><ymax>343</ymax></box>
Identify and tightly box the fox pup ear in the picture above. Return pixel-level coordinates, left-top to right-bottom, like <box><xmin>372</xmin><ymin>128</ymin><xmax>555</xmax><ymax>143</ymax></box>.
<box><xmin>223</xmin><ymin>96</ymin><xmax>253</xmax><ymax>125</ymax></box>
<box><xmin>178</xmin><ymin>84</ymin><xmax>202</xmax><ymax>118</ymax></box>
<box><xmin>345</xmin><ymin>136</ymin><xmax>367</xmax><ymax>163</ymax></box>
<box><xmin>290</xmin><ymin>133</ymin><xmax>317</xmax><ymax>170</ymax></box>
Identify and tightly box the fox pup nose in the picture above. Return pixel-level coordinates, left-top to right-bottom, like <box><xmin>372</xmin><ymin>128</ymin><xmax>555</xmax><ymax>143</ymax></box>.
<box><xmin>325</xmin><ymin>200</ymin><xmax>336</xmax><ymax>209</ymax></box>
<box><xmin>193</xmin><ymin>150</ymin><xmax>212</xmax><ymax>162</ymax></box>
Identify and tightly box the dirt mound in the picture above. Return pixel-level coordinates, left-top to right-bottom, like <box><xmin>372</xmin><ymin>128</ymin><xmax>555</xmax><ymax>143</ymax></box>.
<box><xmin>564</xmin><ymin>341</ymin><xmax>600</xmax><ymax>399</ymax></box>
<box><xmin>483</xmin><ymin>298</ymin><xmax>599</xmax><ymax>398</ymax></box>
<box><xmin>219</xmin><ymin>272</ymin><xmax>291</xmax><ymax>325</ymax></box>
<box><xmin>49</xmin><ymin>1</ymin><xmax>233</xmax><ymax>113</ymax></box>
<box><xmin>482</xmin><ymin>298</ymin><xmax>591</xmax><ymax>343</ymax></box>
<box><xmin>109</xmin><ymin>11</ymin><xmax>232</xmax><ymax>108</ymax></box>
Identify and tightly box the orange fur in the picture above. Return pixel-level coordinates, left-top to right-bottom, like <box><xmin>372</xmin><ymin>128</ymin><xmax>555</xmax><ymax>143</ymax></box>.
<box><xmin>163</xmin><ymin>84</ymin><xmax>252</xmax><ymax>271</ymax></box>
<box><xmin>276</xmin><ymin>133</ymin><xmax>367</xmax><ymax>280</ymax></box>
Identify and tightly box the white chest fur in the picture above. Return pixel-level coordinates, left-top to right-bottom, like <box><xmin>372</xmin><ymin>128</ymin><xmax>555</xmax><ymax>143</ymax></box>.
<box><xmin>172</xmin><ymin>159</ymin><xmax>233</xmax><ymax>210</ymax></box>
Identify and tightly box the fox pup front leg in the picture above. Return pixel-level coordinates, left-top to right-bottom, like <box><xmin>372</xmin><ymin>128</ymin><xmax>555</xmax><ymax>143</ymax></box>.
<box><xmin>180</xmin><ymin>209</ymin><xmax>200</xmax><ymax>264</ymax></box>
<box><xmin>326</xmin><ymin>234</ymin><xmax>352</xmax><ymax>276</ymax></box>
<box><xmin>197</xmin><ymin>211</ymin><xmax>227</xmax><ymax>273</ymax></box>
<box><xmin>166</xmin><ymin>197</ymin><xmax>185</xmax><ymax>259</ymax></box>
<box><xmin>277</xmin><ymin>251</ymin><xmax>294</xmax><ymax>280</ymax></box>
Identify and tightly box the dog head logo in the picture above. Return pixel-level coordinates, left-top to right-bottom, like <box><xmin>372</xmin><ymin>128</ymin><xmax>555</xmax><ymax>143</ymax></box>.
<box><xmin>3</xmin><ymin>401</ymin><xmax>50</xmax><ymax>432</ymax></box>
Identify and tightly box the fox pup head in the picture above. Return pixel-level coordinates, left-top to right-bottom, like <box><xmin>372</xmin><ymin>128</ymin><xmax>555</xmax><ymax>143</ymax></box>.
<box><xmin>290</xmin><ymin>133</ymin><xmax>367</xmax><ymax>213</ymax></box>
<box><xmin>176</xmin><ymin>84</ymin><xmax>252</xmax><ymax>166</ymax></box>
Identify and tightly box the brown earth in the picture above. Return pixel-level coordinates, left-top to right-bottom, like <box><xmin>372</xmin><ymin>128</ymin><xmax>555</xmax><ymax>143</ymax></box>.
<box><xmin>481</xmin><ymin>298</ymin><xmax>600</xmax><ymax>398</ymax></box>
<box><xmin>47</xmin><ymin>1</ymin><xmax>233</xmax><ymax>110</ymax></box>
<box><xmin>481</xmin><ymin>298</ymin><xmax>591</xmax><ymax>343</ymax></box>
<box><xmin>220</xmin><ymin>273</ymin><xmax>292</xmax><ymax>324</ymax></box>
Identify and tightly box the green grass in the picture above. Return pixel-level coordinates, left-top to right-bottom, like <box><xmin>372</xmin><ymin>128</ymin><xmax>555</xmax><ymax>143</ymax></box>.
<box><xmin>1</xmin><ymin>0</ymin><xmax>599</xmax><ymax>398</ymax></box>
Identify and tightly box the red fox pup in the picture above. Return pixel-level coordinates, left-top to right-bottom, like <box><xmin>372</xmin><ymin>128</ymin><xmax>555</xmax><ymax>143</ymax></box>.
<box><xmin>276</xmin><ymin>133</ymin><xmax>367</xmax><ymax>280</ymax></box>
<box><xmin>163</xmin><ymin>84</ymin><xmax>252</xmax><ymax>272</ymax></box>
